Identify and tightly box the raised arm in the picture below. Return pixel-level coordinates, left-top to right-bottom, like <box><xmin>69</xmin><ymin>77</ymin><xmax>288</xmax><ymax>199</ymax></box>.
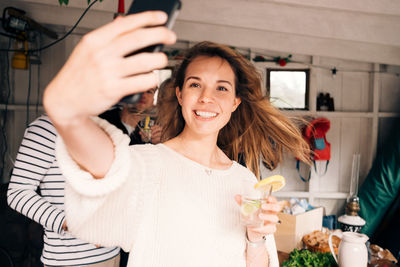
<box><xmin>43</xmin><ymin>12</ymin><xmax>176</xmax><ymax>178</ymax></box>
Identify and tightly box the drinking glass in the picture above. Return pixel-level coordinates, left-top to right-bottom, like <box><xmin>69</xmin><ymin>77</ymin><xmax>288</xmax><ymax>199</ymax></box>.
<box><xmin>138</xmin><ymin>116</ymin><xmax>155</xmax><ymax>143</ymax></box>
<box><xmin>240</xmin><ymin>196</ymin><xmax>265</xmax><ymax>226</ymax></box>
<box><xmin>239</xmin><ymin>184</ymin><xmax>272</xmax><ymax>226</ymax></box>
<box><xmin>139</xmin><ymin>127</ymin><xmax>152</xmax><ymax>143</ymax></box>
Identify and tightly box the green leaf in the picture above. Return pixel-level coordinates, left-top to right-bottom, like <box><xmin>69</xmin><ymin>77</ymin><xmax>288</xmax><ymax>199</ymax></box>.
<box><xmin>282</xmin><ymin>249</ymin><xmax>338</xmax><ymax>267</ymax></box>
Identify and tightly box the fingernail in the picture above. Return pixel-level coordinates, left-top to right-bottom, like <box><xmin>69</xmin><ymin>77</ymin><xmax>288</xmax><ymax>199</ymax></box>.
<box><xmin>158</xmin><ymin>11</ymin><xmax>168</xmax><ymax>21</ymax></box>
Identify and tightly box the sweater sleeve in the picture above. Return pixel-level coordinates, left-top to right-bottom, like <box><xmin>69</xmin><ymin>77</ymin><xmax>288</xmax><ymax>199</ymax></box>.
<box><xmin>56</xmin><ymin>117</ymin><xmax>145</xmax><ymax>251</ymax></box>
<box><xmin>7</xmin><ymin>116</ymin><xmax>65</xmax><ymax>234</ymax></box>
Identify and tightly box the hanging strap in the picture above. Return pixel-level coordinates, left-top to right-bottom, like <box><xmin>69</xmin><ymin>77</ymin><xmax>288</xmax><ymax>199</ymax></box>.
<box><xmin>296</xmin><ymin>160</ymin><xmax>330</xmax><ymax>182</ymax></box>
<box><xmin>296</xmin><ymin>160</ymin><xmax>311</xmax><ymax>182</ymax></box>
<box><xmin>314</xmin><ymin>160</ymin><xmax>329</xmax><ymax>176</ymax></box>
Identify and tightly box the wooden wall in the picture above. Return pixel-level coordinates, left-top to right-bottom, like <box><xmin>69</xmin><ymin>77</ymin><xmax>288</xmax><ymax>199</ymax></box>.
<box><xmin>0</xmin><ymin>0</ymin><xmax>400</xmax><ymax>217</ymax></box>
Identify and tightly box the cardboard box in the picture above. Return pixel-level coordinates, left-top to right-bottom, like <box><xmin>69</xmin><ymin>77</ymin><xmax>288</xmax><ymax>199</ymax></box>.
<box><xmin>275</xmin><ymin>207</ymin><xmax>323</xmax><ymax>253</ymax></box>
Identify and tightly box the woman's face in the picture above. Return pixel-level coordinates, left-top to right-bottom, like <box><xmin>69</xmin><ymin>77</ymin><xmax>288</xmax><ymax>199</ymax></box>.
<box><xmin>135</xmin><ymin>88</ymin><xmax>156</xmax><ymax>111</ymax></box>
<box><xmin>176</xmin><ymin>56</ymin><xmax>241</xmax><ymax>137</ymax></box>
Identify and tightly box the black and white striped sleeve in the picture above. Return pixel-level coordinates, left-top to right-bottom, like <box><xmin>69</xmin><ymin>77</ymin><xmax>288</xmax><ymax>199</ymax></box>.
<box><xmin>7</xmin><ymin>116</ymin><xmax>65</xmax><ymax>234</ymax></box>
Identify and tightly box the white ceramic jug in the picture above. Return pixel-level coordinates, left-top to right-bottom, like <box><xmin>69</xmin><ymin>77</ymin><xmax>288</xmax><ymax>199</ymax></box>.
<box><xmin>328</xmin><ymin>231</ymin><xmax>369</xmax><ymax>267</ymax></box>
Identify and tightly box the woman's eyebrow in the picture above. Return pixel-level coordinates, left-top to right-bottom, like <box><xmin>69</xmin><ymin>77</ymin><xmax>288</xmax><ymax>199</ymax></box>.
<box><xmin>217</xmin><ymin>80</ymin><xmax>233</xmax><ymax>87</ymax></box>
<box><xmin>186</xmin><ymin>76</ymin><xmax>233</xmax><ymax>87</ymax></box>
<box><xmin>185</xmin><ymin>76</ymin><xmax>200</xmax><ymax>82</ymax></box>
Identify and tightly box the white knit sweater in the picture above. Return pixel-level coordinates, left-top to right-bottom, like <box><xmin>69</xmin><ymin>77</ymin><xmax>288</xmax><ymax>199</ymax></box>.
<box><xmin>56</xmin><ymin>117</ymin><xmax>279</xmax><ymax>267</ymax></box>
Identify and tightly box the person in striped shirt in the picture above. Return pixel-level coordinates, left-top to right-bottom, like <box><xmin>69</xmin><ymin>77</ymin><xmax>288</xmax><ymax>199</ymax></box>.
<box><xmin>7</xmin><ymin>115</ymin><xmax>120</xmax><ymax>266</ymax></box>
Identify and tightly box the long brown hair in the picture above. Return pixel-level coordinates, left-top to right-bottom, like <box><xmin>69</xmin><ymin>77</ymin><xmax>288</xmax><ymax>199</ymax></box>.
<box><xmin>157</xmin><ymin>41</ymin><xmax>310</xmax><ymax>178</ymax></box>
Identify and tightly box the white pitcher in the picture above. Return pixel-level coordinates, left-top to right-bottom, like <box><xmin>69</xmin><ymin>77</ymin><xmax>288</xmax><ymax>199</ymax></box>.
<box><xmin>328</xmin><ymin>231</ymin><xmax>369</xmax><ymax>267</ymax></box>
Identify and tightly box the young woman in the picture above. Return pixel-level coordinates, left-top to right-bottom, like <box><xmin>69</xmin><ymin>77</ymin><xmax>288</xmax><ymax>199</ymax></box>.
<box><xmin>43</xmin><ymin>11</ymin><xmax>309</xmax><ymax>267</ymax></box>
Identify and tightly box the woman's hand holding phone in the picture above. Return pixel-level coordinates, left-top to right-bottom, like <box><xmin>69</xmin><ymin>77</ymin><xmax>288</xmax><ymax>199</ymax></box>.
<box><xmin>43</xmin><ymin>11</ymin><xmax>177</xmax><ymax>125</ymax></box>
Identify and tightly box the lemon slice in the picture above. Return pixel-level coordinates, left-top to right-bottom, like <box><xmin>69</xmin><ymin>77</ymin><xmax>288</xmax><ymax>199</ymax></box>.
<box><xmin>254</xmin><ymin>175</ymin><xmax>286</xmax><ymax>193</ymax></box>
<box><xmin>240</xmin><ymin>200</ymin><xmax>261</xmax><ymax>216</ymax></box>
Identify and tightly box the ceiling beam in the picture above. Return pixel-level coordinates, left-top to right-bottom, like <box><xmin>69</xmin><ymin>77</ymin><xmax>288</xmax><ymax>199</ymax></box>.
<box><xmin>250</xmin><ymin>0</ymin><xmax>400</xmax><ymax>16</ymax></box>
<box><xmin>177</xmin><ymin>0</ymin><xmax>400</xmax><ymax>47</ymax></box>
<box><xmin>174</xmin><ymin>20</ymin><xmax>400</xmax><ymax>66</ymax></box>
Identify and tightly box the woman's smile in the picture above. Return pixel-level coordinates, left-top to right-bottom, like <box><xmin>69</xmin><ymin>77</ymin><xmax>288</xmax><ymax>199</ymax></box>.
<box><xmin>194</xmin><ymin>110</ymin><xmax>218</xmax><ymax>119</ymax></box>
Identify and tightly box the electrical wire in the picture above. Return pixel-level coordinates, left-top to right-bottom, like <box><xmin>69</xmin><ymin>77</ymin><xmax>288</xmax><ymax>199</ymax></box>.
<box><xmin>0</xmin><ymin>0</ymin><xmax>99</xmax><ymax>53</ymax></box>
<box><xmin>1</xmin><ymin>0</ymin><xmax>398</xmax><ymax>77</ymax></box>
<box><xmin>0</xmin><ymin>0</ymin><xmax>99</xmax><ymax>180</ymax></box>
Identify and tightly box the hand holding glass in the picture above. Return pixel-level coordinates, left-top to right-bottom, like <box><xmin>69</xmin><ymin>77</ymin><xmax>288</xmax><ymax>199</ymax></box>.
<box><xmin>239</xmin><ymin>175</ymin><xmax>286</xmax><ymax>226</ymax></box>
<box><xmin>240</xmin><ymin>196</ymin><xmax>267</xmax><ymax>226</ymax></box>
<box><xmin>138</xmin><ymin>116</ymin><xmax>155</xmax><ymax>143</ymax></box>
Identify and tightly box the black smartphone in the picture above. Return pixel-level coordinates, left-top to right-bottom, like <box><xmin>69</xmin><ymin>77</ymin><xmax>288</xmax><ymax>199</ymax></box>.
<box><xmin>119</xmin><ymin>0</ymin><xmax>182</xmax><ymax>105</ymax></box>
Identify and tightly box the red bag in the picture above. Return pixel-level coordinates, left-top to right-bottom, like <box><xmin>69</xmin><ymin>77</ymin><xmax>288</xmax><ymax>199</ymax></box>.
<box><xmin>297</xmin><ymin>117</ymin><xmax>331</xmax><ymax>182</ymax></box>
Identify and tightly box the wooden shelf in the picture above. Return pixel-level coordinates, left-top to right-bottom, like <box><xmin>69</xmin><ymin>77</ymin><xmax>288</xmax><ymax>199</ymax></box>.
<box><xmin>274</xmin><ymin>191</ymin><xmax>349</xmax><ymax>199</ymax></box>
<box><xmin>377</xmin><ymin>112</ymin><xmax>400</xmax><ymax>118</ymax></box>
<box><xmin>282</xmin><ymin>110</ymin><xmax>374</xmax><ymax>118</ymax></box>
<box><xmin>0</xmin><ymin>104</ymin><xmax>44</xmax><ymax>111</ymax></box>
<box><xmin>282</xmin><ymin>110</ymin><xmax>400</xmax><ymax>118</ymax></box>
